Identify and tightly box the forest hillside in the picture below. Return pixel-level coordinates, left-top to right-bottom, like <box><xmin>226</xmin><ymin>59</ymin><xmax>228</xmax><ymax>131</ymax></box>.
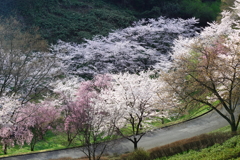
<box><xmin>0</xmin><ymin>0</ymin><xmax>222</xmax><ymax>43</ymax></box>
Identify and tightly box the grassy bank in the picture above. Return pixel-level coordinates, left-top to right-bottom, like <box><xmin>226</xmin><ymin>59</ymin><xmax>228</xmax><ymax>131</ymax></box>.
<box><xmin>154</xmin><ymin>134</ymin><xmax>240</xmax><ymax>160</ymax></box>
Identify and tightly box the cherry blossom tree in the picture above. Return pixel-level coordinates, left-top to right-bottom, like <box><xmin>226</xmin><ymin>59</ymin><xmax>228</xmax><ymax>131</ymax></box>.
<box><xmin>0</xmin><ymin>123</ymin><xmax>33</xmax><ymax>154</ymax></box>
<box><xmin>0</xmin><ymin>95</ymin><xmax>32</xmax><ymax>154</ymax></box>
<box><xmin>0</xmin><ymin>18</ymin><xmax>62</xmax><ymax>103</ymax></box>
<box><xmin>77</xmin><ymin>100</ymin><xmax>116</xmax><ymax>160</ymax></box>
<box><xmin>97</xmin><ymin>71</ymin><xmax>174</xmax><ymax>150</ymax></box>
<box><xmin>162</xmin><ymin>0</ymin><xmax>240</xmax><ymax>133</ymax></box>
<box><xmin>51</xmin><ymin>77</ymin><xmax>81</xmax><ymax>147</ymax></box>
<box><xmin>0</xmin><ymin>95</ymin><xmax>20</xmax><ymax>154</ymax></box>
<box><xmin>72</xmin><ymin>75</ymin><xmax>116</xmax><ymax>160</ymax></box>
<box><xmin>16</xmin><ymin>99</ymin><xmax>61</xmax><ymax>151</ymax></box>
<box><xmin>53</xmin><ymin>75</ymin><xmax>115</xmax><ymax>160</ymax></box>
<box><xmin>52</xmin><ymin>17</ymin><xmax>199</xmax><ymax>79</ymax></box>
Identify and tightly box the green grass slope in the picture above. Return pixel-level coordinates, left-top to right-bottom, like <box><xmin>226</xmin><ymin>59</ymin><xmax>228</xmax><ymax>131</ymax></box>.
<box><xmin>158</xmin><ymin>135</ymin><xmax>240</xmax><ymax>160</ymax></box>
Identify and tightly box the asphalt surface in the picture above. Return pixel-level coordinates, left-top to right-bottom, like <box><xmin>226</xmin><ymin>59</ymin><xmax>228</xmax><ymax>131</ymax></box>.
<box><xmin>1</xmin><ymin>107</ymin><xmax>239</xmax><ymax>160</ymax></box>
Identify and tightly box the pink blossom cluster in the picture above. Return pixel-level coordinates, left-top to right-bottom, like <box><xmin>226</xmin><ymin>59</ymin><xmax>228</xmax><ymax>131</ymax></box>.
<box><xmin>0</xmin><ymin>98</ymin><xmax>61</xmax><ymax>153</ymax></box>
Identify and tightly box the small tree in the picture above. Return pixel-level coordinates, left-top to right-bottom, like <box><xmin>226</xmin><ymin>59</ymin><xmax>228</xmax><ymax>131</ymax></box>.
<box><xmin>76</xmin><ymin>100</ymin><xmax>116</xmax><ymax>160</ymax></box>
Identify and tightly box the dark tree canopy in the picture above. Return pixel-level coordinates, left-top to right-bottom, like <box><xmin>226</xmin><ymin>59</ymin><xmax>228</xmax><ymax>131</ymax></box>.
<box><xmin>0</xmin><ymin>0</ymin><xmax>221</xmax><ymax>43</ymax></box>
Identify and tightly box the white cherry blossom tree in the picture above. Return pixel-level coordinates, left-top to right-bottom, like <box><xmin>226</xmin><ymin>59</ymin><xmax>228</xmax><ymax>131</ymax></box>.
<box><xmin>97</xmin><ymin>71</ymin><xmax>175</xmax><ymax>149</ymax></box>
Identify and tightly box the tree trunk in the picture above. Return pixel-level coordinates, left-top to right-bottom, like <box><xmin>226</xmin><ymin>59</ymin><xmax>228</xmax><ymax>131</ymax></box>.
<box><xmin>3</xmin><ymin>144</ymin><xmax>7</xmax><ymax>154</ymax></box>
<box><xmin>230</xmin><ymin>123</ymin><xmax>238</xmax><ymax>135</ymax></box>
<box><xmin>30</xmin><ymin>136</ymin><xmax>37</xmax><ymax>151</ymax></box>
<box><xmin>67</xmin><ymin>137</ymin><xmax>73</xmax><ymax>147</ymax></box>
<box><xmin>31</xmin><ymin>144</ymin><xmax>35</xmax><ymax>151</ymax></box>
<box><xmin>161</xmin><ymin>118</ymin><xmax>164</xmax><ymax>124</ymax></box>
<box><xmin>134</xmin><ymin>137</ymin><xmax>138</xmax><ymax>150</ymax></box>
<box><xmin>229</xmin><ymin>112</ymin><xmax>238</xmax><ymax>134</ymax></box>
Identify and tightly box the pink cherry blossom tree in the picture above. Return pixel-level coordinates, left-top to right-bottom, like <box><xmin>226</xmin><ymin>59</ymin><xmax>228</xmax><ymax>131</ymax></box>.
<box><xmin>51</xmin><ymin>77</ymin><xmax>81</xmax><ymax>147</ymax></box>
<box><xmin>0</xmin><ymin>124</ymin><xmax>33</xmax><ymax>154</ymax></box>
<box><xmin>17</xmin><ymin>99</ymin><xmax>61</xmax><ymax>151</ymax></box>
<box><xmin>53</xmin><ymin>75</ymin><xmax>115</xmax><ymax>160</ymax></box>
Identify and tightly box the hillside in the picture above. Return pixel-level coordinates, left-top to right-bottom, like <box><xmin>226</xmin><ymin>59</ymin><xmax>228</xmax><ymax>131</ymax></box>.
<box><xmin>0</xmin><ymin>0</ymin><xmax>221</xmax><ymax>43</ymax></box>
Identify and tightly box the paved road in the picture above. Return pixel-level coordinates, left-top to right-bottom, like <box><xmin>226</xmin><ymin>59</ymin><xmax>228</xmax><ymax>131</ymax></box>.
<box><xmin>1</xmin><ymin>108</ymin><xmax>239</xmax><ymax>160</ymax></box>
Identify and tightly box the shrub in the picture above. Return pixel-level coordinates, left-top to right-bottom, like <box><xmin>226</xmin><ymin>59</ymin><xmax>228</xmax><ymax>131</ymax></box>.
<box><xmin>121</xmin><ymin>148</ymin><xmax>150</xmax><ymax>160</ymax></box>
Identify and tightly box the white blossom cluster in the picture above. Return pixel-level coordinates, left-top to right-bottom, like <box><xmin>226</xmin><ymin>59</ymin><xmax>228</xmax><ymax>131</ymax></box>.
<box><xmin>172</xmin><ymin>0</ymin><xmax>240</xmax><ymax>61</ymax></box>
<box><xmin>0</xmin><ymin>50</ymin><xmax>62</xmax><ymax>102</ymax></box>
<box><xmin>95</xmin><ymin>71</ymin><xmax>175</xmax><ymax>131</ymax></box>
<box><xmin>52</xmin><ymin>17</ymin><xmax>199</xmax><ymax>78</ymax></box>
<box><xmin>0</xmin><ymin>95</ymin><xmax>21</xmax><ymax>126</ymax></box>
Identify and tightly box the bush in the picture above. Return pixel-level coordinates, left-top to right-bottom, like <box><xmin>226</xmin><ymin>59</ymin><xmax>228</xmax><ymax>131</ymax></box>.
<box><xmin>121</xmin><ymin>148</ymin><xmax>150</xmax><ymax>160</ymax></box>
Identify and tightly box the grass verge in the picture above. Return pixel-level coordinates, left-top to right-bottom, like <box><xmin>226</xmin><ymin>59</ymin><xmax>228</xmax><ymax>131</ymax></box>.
<box><xmin>155</xmin><ymin>134</ymin><xmax>240</xmax><ymax>160</ymax></box>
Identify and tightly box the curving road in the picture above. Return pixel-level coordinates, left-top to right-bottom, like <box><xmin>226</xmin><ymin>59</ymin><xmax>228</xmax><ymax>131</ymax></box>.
<box><xmin>1</xmin><ymin>107</ymin><xmax>239</xmax><ymax>160</ymax></box>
